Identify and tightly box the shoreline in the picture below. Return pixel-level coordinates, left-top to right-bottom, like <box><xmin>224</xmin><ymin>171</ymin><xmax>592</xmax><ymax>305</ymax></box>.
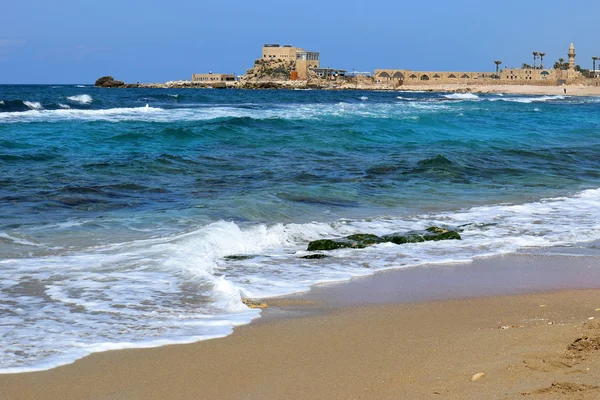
<box><xmin>3</xmin><ymin>251</ymin><xmax>600</xmax><ymax>399</ymax></box>
<box><xmin>95</xmin><ymin>80</ymin><xmax>600</xmax><ymax>96</ymax></box>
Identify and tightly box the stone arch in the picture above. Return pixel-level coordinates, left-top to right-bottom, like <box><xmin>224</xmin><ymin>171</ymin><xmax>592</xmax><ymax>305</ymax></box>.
<box><xmin>433</xmin><ymin>74</ymin><xmax>441</xmax><ymax>78</ymax></box>
<box><xmin>409</xmin><ymin>74</ymin><xmax>417</xmax><ymax>79</ymax></box>
<box><xmin>461</xmin><ymin>74</ymin><xmax>470</xmax><ymax>79</ymax></box>
<box><xmin>420</xmin><ymin>74</ymin><xmax>430</xmax><ymax>81</ymax></box>
<box><xmin>448</xmin><ymin>74</ymin><xmax>457</xmax><ymax>78</ymax></box>
<box><xmin>378</xmin><ymin>71</ymin><xmax>391</xmax><ymax>79</ymax></box>
<box><xmin>541</xmin><ymin>70</ymin><xmax>549</xmax><ymax>75</ymax></box>
<box><xmin>392</xmin><ymin>71</ymin><xmax>405</xmax><ymax>79</ymax></box>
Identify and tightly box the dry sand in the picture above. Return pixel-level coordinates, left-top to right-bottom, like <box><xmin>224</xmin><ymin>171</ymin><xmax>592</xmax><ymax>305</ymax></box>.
<box><xmin>2</xmin><ymin>254</ymin><xmax>600</xmax><ymax>400</ymax></box>
<box><xmin>395</xmin><ymin>83</ymin><xmax>600</xmax><ymax>97</ymax></box>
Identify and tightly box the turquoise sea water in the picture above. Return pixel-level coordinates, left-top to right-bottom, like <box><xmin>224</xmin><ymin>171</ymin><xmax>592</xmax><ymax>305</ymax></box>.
<box><xmin>1</xmin><ymin>85</ymin><xmax>600</xmax><ymax>371</ymax></box>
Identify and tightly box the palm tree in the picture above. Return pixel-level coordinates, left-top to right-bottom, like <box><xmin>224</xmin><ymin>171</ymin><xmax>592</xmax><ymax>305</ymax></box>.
<box><xmin>593</xmin><ymin>57</ymin><xmax>598</xmax><ymax>78</ymax></box>
<box><xmin>539</xmin><ymin>52</ymin><xmax>545</xmax><ymax>69</ymax></box>
<box><xmin>494</xmin><ymin>60</ymin><xmax>502</xmax><ymax>77</ymax></box>
<box><xmin>533</xmin><ymin>52</ymin><xmax>539</xmax><ymax>69</ymax></box>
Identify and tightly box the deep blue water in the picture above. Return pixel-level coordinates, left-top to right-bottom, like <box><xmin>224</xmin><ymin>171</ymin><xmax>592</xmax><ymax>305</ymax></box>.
<box><xmin>1</xmin><ymin>85</ymin><xmax>600</xmax><ymax>372</ymax></box>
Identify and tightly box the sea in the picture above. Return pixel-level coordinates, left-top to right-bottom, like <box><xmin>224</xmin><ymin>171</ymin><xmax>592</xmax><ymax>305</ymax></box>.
<box><xmin>1</xmin><ymin>85</ymin><xmax>600</xmax><ymax>372</ymax></box>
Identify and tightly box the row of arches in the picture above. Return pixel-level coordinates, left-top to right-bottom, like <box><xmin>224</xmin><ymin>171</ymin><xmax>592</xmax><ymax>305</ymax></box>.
<box><xmin>376</xmin><ymin>71</ymin><xmax>474</xmax><ymax>81</ymax></box>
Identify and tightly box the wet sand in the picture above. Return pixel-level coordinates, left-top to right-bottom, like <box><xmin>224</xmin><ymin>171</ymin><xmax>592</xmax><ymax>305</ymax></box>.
<box><xmin>2</xmin><ymin>253</ymin><xmax>600</xmax><ymax>399</ymax></box>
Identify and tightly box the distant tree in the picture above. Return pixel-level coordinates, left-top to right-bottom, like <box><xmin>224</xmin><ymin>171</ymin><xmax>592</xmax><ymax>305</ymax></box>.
<box><xmin>592</xmin><ymin>56</ymin><xmax>598</xmax><ymax>77</ymax></box>
<box><xmin>554</xmin><ymin>58</ymin><xmax>568</xmax><ymax>70</ymax></box>
<box><xmin>522</xmin><ymin>63</ymin><xmax>533</xmax><ymax>69</ymax></box>
<box><xmin>575</xmin><ymin>65</ymin><xmax>581</xmax><ymax>72</ymax></box>
<box><xmin>539</xmin><ymin>52</ymin><xmax>546</xmax><ymax>69</ymax></box>
<box><xmin>494</xmin><ymin>60</ymin><xmax>502</xmax><ymax>77</ymax></box>
<box><xmin>533</xmin><ymin>52</ymin><xmax>538</xmax><ymax>69</ymax></box>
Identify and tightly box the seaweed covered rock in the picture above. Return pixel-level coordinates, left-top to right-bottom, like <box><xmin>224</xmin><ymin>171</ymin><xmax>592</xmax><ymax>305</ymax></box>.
<box><xmin>307</xmin><ymin>233</ymin><xmax>386</xmax><ymax>251</ymax></box>
<box><xmin>307</xmin><ymin>226</ymin><xmax>461</xmax><ymax>251</ymax></box>
<box><xmin>224</xmin><ymin>255</ymin><xmax>256</xmax><ymax>261</ymax></box>
<box><xmin>300</xmin><ymin>254</ymin><xmax>329</xmax><ymax>259</ymax></box>
<box><xmin>307</xmin><ymin>239</ymin><xmax>358</xmax><ymax>251</ymax></box>
<box><xmin>345</xmin><ymin>234</ymin><xmax>385</xmax><ymax>246</ymax></box>
<box><xmin>382</xmin><ymin>233</ymin><xmax>425</xmax><ymax>245</ymax></box>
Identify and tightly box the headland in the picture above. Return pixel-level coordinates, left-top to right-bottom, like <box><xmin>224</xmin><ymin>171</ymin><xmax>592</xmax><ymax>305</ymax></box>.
<box><xmin>95</xmin><ymin>42</ymin><xmax>600</xmax><ymax>95</ymax></box>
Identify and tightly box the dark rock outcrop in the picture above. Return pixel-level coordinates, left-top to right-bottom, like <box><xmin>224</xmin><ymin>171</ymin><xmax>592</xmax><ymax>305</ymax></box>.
<box><xmin>300</xmin><ymin>254</ymin><xmax>329</xmax><ymax>259</ymax></box>
<box><xmin>94</xmin><ymin>76</ymin><xmax>125</xmax><ymax>88</ymax></box>
<box><xmin>307</xmin><ymin>226</ymin><xmax>461</xmax><ymax>251</ymax></box>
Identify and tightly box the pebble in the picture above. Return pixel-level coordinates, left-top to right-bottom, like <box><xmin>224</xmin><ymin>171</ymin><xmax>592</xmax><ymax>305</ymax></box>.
<box><xmin>471</xmin><ymin>372</ymin><xmax>485</xmax><ymax>381</ymax></box>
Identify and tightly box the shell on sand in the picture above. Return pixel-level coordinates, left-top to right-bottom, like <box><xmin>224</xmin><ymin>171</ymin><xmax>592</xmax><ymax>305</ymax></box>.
<box><xmin>471</xmin><ymin>372</ymin><xmax>486</xmax><ymax>381</ymax></box>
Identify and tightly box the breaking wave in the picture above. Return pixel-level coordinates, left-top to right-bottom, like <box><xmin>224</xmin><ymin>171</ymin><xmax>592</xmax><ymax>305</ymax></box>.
<box><xmin>443</xmin><ymin>93</ymin><xmax>480</xmax><ymax>100</ymax></box>
<box><xmin>66</xmin><ymin>94</ymin><xmax>93</xmax><ymax>104</ymax></box>
<box><xmin>3</xmin><ymin>187</ymin><xmax>600</xmax><ymax>373</ymax></box>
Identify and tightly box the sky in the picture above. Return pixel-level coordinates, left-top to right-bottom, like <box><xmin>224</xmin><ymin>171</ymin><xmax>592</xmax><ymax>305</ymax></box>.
<box><xmin>1</xmin><ymin>0</ymin><xmax>600</xmax><ymax>84</ymax></box>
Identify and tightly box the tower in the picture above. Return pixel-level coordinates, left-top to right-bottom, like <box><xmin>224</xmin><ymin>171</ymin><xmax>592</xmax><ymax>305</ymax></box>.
<box><xmin>568</xmin><ymin>43</ymin><xmax>576</xmax><ymax>71</ymax></box>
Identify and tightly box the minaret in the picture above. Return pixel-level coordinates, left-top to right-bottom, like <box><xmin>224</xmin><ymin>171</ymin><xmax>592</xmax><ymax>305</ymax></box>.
<box><xmin>568</xmin><ymin>43</ymin><xmax>576</xmax><ymax>71</ymax></box>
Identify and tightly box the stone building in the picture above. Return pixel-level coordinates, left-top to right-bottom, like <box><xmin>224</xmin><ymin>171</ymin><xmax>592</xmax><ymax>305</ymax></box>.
<box><xmin>192</xmin><ymin>73</ymin><xmax>235</xmax><ymax>82</ymax></box>
<box><xmin>374</xmin><ymin>70</ymin><xmax>495</xmax><ymax>84</ymax></box>
<box><xmin>375</xmin><ymin>43</ymin><xmax>582</xmax><ymax>86</ymax></box>
<box><xmin>261</xmin><ymin>44</ymin><xmax>320</xmax><ymax>79</ymax></box>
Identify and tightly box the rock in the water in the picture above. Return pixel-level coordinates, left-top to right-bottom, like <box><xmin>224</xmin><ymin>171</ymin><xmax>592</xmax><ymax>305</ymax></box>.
<box><xmin>224</xmin><ymin>255</ymin><xmax>256</xmax><ymax>261</ymax></box>
<box><xmin>345</xmin><ymin>234</ymin><xmax>385</xmax><ymax>246</ymax></box>
<box><xmin>307</xmin><ymin>233</ymin><xmax>385</xmax><ymax>251</ymax></box>
<box><xmin>307</xmin><ymin>239</ymin><xmax>357</xmax><ymax>251</ymax></box>
<box><xmin>308</xmin><ymin>226</ymin><xmax>461</xmax><ymax>251</ymax></box>
<box><xmin>423</xmin><ymin>230</ymin><xmax>461</xmax><ymax>241</ymax></box>
<box><xmin>301</xmin><ymin>254</ymin><xmax>329</xmax><ymax>259</ymax></box>
<box><xmin>382</xmin><ymin>233</ymin><xmax>426</xmax><ymax>245</ymax></box>
<box><xmin>94</xmin><ymin>76</ymin><xmax>125</xmax><ymax>88</ymax></box>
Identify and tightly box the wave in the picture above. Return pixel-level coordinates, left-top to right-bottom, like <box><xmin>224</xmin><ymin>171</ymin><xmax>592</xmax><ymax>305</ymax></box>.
<box><xmin>3</xmin><ymin>186</ymin><xmax>600</xmax><ymax>372</ymax></box>
<box><xmin>489</xmin><ymin>95</ymin><xmax>565</xmax><ymax>104</ymax></box>
<box><xmin>443</xmin><ymin>93</ymin><xmax>480</xmax><ymax>100</ymax></box>
<box><xmin>23</xmin><ymin>101</ymin><xmax>43</xmax><ymax>110</ymax></box>
<box><xmin>66</xmin><ymin>94</ymin><xmax>93</xmax><ymax>104</ymax></box>
<box><xmin>58</xmin><ymin>103</ymin><xmax>70</xmax><ymax>109</ymax></box>
<box><xmin>0</xmin><ymin>101</ymin><xmax>451</xmax><ymax>124</ymax></box>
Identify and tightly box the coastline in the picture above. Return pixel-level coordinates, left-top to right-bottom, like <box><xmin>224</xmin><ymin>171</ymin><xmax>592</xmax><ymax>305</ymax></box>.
<box><xmin>99</xmin><ymin>79</ymin><xmax>600</xmax><ymax>96</ymax></box>
<box><xmin>3</xmin><ymin>252</ymin><xmax>600</xmax><ymax>399</ymax></box>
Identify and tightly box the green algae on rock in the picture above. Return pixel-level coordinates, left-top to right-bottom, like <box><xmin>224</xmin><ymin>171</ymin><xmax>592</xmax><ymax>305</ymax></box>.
<box><xmin>307</xmin><ymin>226</ymin><xmax>461</xmax><ymax>251</ymax></box>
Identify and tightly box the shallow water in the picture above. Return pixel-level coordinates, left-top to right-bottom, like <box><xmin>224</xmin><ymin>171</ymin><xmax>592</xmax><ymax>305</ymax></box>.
<box><xmin>1</xmin><ymin>85</ymin><xmax>600</xmax><ymax>372</ymax></box>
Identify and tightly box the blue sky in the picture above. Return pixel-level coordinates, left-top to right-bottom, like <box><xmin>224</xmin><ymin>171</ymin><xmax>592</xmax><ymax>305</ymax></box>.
<box><xmin>1</xmin><ymin>0</ymin><xmax>599</xmax><ymax>84</ymax></box>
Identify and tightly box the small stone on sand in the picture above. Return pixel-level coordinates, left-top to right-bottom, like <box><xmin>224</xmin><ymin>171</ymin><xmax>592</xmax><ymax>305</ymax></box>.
<box><xmin>471</xmin><ymin>372</ymin><xmax>485</xmax><ymax>381</ymax></box>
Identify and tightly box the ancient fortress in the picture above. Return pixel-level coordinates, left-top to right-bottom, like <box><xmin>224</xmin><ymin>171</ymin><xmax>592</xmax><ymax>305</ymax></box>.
<box><xmin>182</xmin><ymin>43</ymin><xmax>592</xmax><ymax>89</ymax></box>
<box><xmin>375</xmin><ymin>44</ymin><xmax>582</xmax><ymax>86</ymax></box>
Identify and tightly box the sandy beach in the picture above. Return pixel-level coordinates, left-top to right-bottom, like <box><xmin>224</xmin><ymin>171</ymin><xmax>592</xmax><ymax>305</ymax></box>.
<box><xmin>2</xmin><ymin>252</ymin><xmax>600</xmax><ymax>399</ymax></box>
<box><xmin>393</xmin><ymin>83</ymin><xmax>600</xmax><ymax>97</ymax></box>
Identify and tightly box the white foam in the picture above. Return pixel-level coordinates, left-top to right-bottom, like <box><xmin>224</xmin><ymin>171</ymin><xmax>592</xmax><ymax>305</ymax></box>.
<box><xmin>76</xmin><ymin>85</ymin><xmax>86</xmax><ymax>88</ymax></box>
<box><xmin>58</xmin><ymin>104</ymin><xmax>70</xmax><ymax>109</ymax></box>
<box><xmin>23</xmin><ymin>101</ymin><xmax>42</xmax><ymax>110</ymax></box>
<box><xmin>443</xmin><ymin>93</ymin><xmax>480</xmax><ymax>100</ymax></box>
<box><xmin>0</xmin><ymin>101</ymin><xmax>450</xmax><ymax>124</ymax></box>
<box><xmin>3</xmin><ymin>187</ymin><xmax>600</xmax><ymax>372</ymax></box>
<box><xmin>0</xmin><ymin>100</ymin><xmax>4</xmax><ymax>105</ymax></box>
<box><xmin>66</xmin><ymin>94</ymin><xmax>93</xmax><ymax>104</ymax></box>
<box><xmin>490</xmin><ymin>95</ymin><xmax>565</xmax><ymax>104</ymax></box>
<box><xmin>360</xmin><ymin>96</ymin><xmax>368</xmax><ymax>101</ymax></box>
